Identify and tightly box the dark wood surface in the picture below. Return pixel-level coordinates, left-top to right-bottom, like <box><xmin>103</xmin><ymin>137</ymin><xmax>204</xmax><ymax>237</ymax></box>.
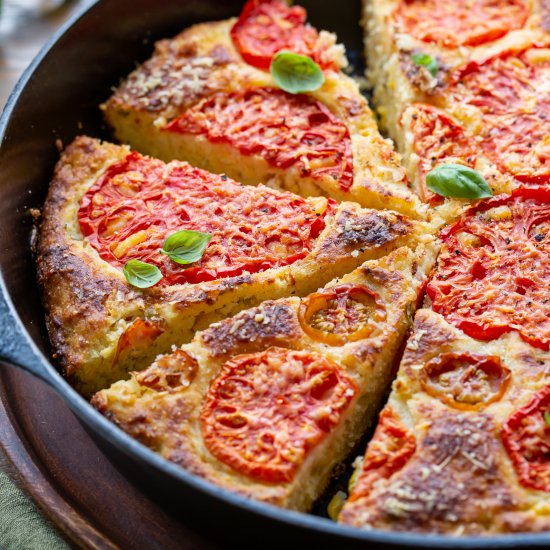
<box><xmin>0</xmin><ymin>3</ymin><xmax>215</xmax><ymax>547</ymax></box>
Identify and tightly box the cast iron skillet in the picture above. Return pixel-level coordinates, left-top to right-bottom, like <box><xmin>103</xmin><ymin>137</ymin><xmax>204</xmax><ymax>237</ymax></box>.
<box><xmin>0</xmin><ymin>1</ymin><xmax>548</xmax><ymax>547</ymax></box>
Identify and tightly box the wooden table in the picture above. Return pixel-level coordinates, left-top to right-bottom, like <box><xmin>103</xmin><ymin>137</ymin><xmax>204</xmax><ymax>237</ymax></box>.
<box><xmin>0</xmin><ymin>0</ymin><xmax>90</xmax><ymax>107</ymax></box>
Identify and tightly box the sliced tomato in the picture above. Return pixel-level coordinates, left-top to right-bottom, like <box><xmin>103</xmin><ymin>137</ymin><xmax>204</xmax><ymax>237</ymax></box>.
<box><xmin>200</xmin><ymin>347</ymin><xmax>357</xmax><ymax>483</ymax></box>
<box><xmin>78</xmin><ymin>152</ymin><xmax>334</xmax><ymax>286</ymax></box>
<box><xmin>113</xmin><ymin>319</ymin><xmax>163</xmax><ymax>365</ymax></box>
<box><xmin>402</xmin><ymin>104</ymin><xmax>478</xmax><ymax>204</ymax></box>
<box><xmin>502</xmin><ymin>385</ymin><xmax>550</xmax><ymax>493</ymax></box>
<box><xmin>135</xmin><ymin>350</ymin><xmax>198</xmax><ymax>392</ymax></box>
<box><xmin>298</xmin><ymin>284</ymin><xmax>386</xmax><ymax>346</ymax></box>
<box><xmin>166</xmin><ymin>87</ymin><xmax>354</xmax><ymax>191</ymax></box>
<box><xmin>449</xmin><ymin>45</ymin><xmax>550</xmax><ymax>183</ymax></box>
<box><xmin>421</xmin><ymin>352</ymin><xmax>510</xmax><ymax>410</ymax></box>
<box><xmin>231</xmin><ymin>0</ymin><xmax>332</xmax><ymax>71</ymax></box>
<box><xmin>427</xmin><ymin>187</ymin><xmax>550</xmax><ymax>350</ymax></box>
<box><xmin>394</xmin><ymin>0</ymin><xmax>529</xmax><ymax>48</ymax></box>
<box><xmin>348</xmin><ymin>407</ymin><xmax>416</xmax><ymax>501</ymax></box>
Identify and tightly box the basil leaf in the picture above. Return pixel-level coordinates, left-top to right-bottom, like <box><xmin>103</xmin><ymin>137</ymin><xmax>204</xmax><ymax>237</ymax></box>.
<box><xmin>411</xmin><ymin>52</ymin><xmax>439</xmax><ymax>77</ymax></box>
<box><xmin>426</xmin><ymin>164</ymin><xmax>493</xmax><ymax>199</ymax></box>
<box><xmin>544</xmin><ymin>410</ymin><xmax>550</xmax><ymax>427</ymax></box>
<box><xmin>270</xmin><ymin>50</ymin><xmax>325</xmax><ymax>94</ymax></box>
<box><xmin>161</xmin><ymin>229</ymin><xmax>212</xmax><ymax>265</ymax></box>
<box><xmin>123</xmin><ymin>260</ymin><xmax>162</xmax><ymax>289</ymax></box>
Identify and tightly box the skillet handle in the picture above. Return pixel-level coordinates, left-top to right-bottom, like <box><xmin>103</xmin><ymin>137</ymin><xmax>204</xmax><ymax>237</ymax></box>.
<box><xmin>0</xmin><ymin>283</ymin><xmax>53</xmax><ymax>387</ymax></box>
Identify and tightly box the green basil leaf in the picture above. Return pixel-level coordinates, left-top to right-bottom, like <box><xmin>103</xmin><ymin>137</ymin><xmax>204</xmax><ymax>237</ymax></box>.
<box><xmin>161</xmin><ymin>229</ymin><xmax>212</xmax><ymax>265</ymax></box>
<box><xmin>426</xmin><ymin>164</ymin><xmax>493</xmax><ymax>199</ymax></box>
<box><xmin>123</xmin><ymin>260</ymin><xmax>162</xmax><ymax>289</ymax></box>
<box><xmin>270</xmin><ymin>50</ymin><xmax>325</xmax><ymax>94</ymax></box>
<box><xmin>544</xmin><ymin>410</ymin><xmax>550</xmax><ymax>427</ymax></box>
<box><xmin>411</xmin><ymin>52</ymin><xmax>439</xmax><ymax>77</ymax></box>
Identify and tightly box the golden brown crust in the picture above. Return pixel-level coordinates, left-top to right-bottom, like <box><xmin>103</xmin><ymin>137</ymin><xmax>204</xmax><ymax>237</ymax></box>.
<box><xmin>38</xmin><ymin>136</ymin><xmax>432</xmax><ymax>397</ymax></box>
<box><xmin>340</xmin><ymin>309</ymin><xmax>550</xmax><ymax>534</ymax></box>
<box><xmin>92</xmin><ymin>242</ymin><xmax>438</xmax><ymax>511</ymax></box>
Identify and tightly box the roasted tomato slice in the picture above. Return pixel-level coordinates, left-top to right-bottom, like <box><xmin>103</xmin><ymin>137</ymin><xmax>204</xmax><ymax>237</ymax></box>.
<box><xmin>298</xmin><ymin>284</ymin><xmax>386</xmax><ymax>346</ymax></box>
<box><xmin>427</xmin><ymin>187</ymin><xmax>550</xmax><ymax>350</ymax></box>
<box><xmin>421</xmin><ymin>352</ymin><xmax>510</xmax><ymax>410</ymax></box>
<box><xmin>201</xmin><ymin>347</ymin><xmax>357</xmax><ymax>483</ymax></box>
<box><xmin>348</xmin><ymin>407</ymin><xmax>416</xmax><ymax>501</ymax></box>
<box><xmin>230</xmin><ymin>0</ymin><xmax>332</xmax><ymax>71</ymax></box>
<box><xmin>401</xmin><ymin>104</ymin><xmax>479</xmax><ymax>204</ymax></box>
<box><xmin>394</xmin><ymin>0</ymin><xmax>529</xmax><ymax>48</ymax></box>
<box><xmin>449</xmin><ymin>45</ymin><xmax>550</xmax><ymax>183</ymax></box>
<box><xmin>502</xmin><ymin>385</ymin><xmax>550</xmax><ymax>493</ymax></box>
<box><xmin>135</xmin><ymin>350</ymin><xmax>198</xmax><ymax>392</ymax></box>
<box><xmin>166</xmin><ymin>87</ymin><xmax>354</xmax><ymax>191</ymax></box>
<box><xmin>114</xmin><ymin>319</ymin><xmax>163</xmax><ymax>365</ymax></box>
<box><xmin>78</xmin><ymin>152</ymin><xmax>334</xmax><ymax>286</ymax></box>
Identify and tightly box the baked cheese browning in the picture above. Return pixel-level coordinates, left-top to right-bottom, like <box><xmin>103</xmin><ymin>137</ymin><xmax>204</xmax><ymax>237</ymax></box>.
<box><xmin>165</xmin><ymin>87</ymin><xmax>354</xmax><ymax>191</ymax></box>
<box><xmin>103</xmin><ymin>3</ymin><xmax>424</xmax><ymax>219</ymax></box>
<box><xmin>446</xmin><ymin>44</ymin><xmax>550</xmax><ymax>185</ymax></box>
<box><xmin>201</xmin><ymin>348</ymin><xmax>358</xmax><ymax>484</ymax></box>
<box><xmin>340</xmin><ymin>309</ymin><xmax>550</xmax><ymax>534</ymax></box>
<box><xmin>393</xmin><ymin>0</ymin><xmax>530</xmax><ymax>48</ymax></box>
<box><xmin>78</xmin><ymin>149</ymin><xmax>334</xmax><ymax>285</ymax></box>
<box><xmin>39</xmin><ymin>136</ymin><xmax>432</xmax><ymax>397</ymax></box>
<box><xmin>230</xmin><ymin>0</ymin><xmax>337</xmax><ymax>71</ymax></box>
<box><xmin>502</xmin><ymin>384</ymin><xmax>550</xmax><ymax>493</ymax></box>
<box><xmin>92</xmin><ymin>243</ymin><xmax>438</xmax><ymax>510</ymax></box>
<box><xmin>427</xmin><ymin>187</ymin><xmax>550</xmax><ymax>350</ymax></box>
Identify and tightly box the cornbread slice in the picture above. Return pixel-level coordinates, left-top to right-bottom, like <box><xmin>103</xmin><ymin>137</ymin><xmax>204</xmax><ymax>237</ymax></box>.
<box><xmin>103</xmin><ymin>0</ymin><xmax>424</xmax><ymax>218</ymax></box>
<box><xmin>38</xmin><ymin>136</ymin><xmax>433</xmax><ymax>397</ymax></box>
<box><xmin>92</xmin><ymin>242</ymin><xmax>438</xmax><ymax>511</ymax></box>
<box><xmin>340</xmin><ymin>309</ymin><xmax>550</xmax><ymax>534</ymax></box>
<box><xmin>363</xmin><ymin>0</ymin><xmax>549</xmax><ymax>215</ymax></box>
<box><xmin>340</xmin><ymin>187</ymin><xmax>550</xmax><ymax>533</ymax></box>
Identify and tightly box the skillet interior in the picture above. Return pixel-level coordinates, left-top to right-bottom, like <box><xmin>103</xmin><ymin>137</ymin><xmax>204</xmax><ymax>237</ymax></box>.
<box><xmin>0</xmin><ymin>0</ymin><xmax>549</xmax><ymax>547</ymax></box>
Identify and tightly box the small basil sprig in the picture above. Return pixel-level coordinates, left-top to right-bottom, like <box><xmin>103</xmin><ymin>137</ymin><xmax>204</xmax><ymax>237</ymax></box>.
<box><xmin>270</xmin><ymin>50</ymin><xmax>325</xmax><ymax>94</ymax></box>
<box><xmin>426</xmin><ymin>164</ymin><xmax>493</xmax><ymax>200</ymax></box>
<box><xmin>123</xmin><ymin>259</ymin><xmax>163</xmax><ymax>289</ymax></box>
<box><xmin>544</xmin><ymin>410</ymin><xmax>550</xmax><ymax>428</ymax></box>
<box><xmin>160</xmin><ymin>229</ymin><xmax>212</xmax><ymax>265</ymax></box>
<box><xmin>411</xmin><ymin>52</ymin><xmax>439</xmax><ymax>77</ymax></box>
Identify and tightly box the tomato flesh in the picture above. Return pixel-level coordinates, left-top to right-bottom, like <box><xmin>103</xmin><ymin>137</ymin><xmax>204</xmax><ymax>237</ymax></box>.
<box><xmin>298</xmin><ymin>284</ymin><xmax>386</xmax><ymax>346</ymax></box>
<box><xmin>427</xmin><ymin>187</ymin><xmax>550</xmax><ymax>350</ymax></box>
<box><xmin>166</xmin><ymin>88</ymin><xmax>354</xmax><ymax>191</ymax></box>
<box><xmin>135</xmin><ymin>350</ymin><xmax>199</xmax><ymax>392</ymax></box>
<box><xmin>449</xmin><ymin>46</ymin><xmax>550</xmax><ymax>184</ymax></box>
<box><xmin>201</xmin><ymin>347</ymin><xmax>357</xmax><ymax>483</ymax></box>
<box><xmin>502</xmin><ymin>385</ymin><xmax>550</xmax><ymax>493</ymax></box>
<box><xmin>421</xmin><ymin>352</ymin><xmax>510</xmax><ymax>410</ymax></box>
<box><xmin>402</xmin><ymin>103</ymin><xmax>478</xmax><ymax>204</ymax></box>
<box><xmin>394</xmin><ymin>0</ymin><xmax>529</xmax><ymax>48</ymax></box>
<box><xmin>231</xmin><ymin>0</ymin><xmax>332</xmax><ymax>71</ymax></box>
<box><xmin>78</xmin><ymin>152</ymin><xmax>333</xmax><ymax>286</ymax></box>
<box><xmin>348</xmin><ymin>407</ymin><xmax>416</xmax><ymax>501</ymax></box>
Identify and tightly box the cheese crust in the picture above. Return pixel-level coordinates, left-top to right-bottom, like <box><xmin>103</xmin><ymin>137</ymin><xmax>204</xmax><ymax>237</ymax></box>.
<box><xmin>38</xmin><ymin>136</ymin><xmax>432</xmax><ymax>396</ymax></box>
<box><xmin>103</xmin><ymin>17</ymin><xmax>425</xmax><ymax>218</ymax></box>
<box><xmin>92</xmin><ymin>243</ymin><xmax>438</xmax><ymax>511</ymax></box>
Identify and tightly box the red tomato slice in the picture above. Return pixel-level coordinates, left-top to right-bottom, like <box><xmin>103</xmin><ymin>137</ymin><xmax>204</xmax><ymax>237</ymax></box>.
<box><xmin>348</xmin><ymin>407</ymin><xmax>416</xmax><ymax>501</ymax></box>
<box><xmin>231</xmin><ymin>0</ymin><xmax>332</xmax><ymax>71</ymax></box>
<box><xmin>427</xmin><ymin>187</ymin><xmax>550</xmax><ymax>350</ymax></box>
<box><xmin>201</xmin><ymin>347</ymin><xmax>357</xmax><ymax>483</ymax></box>
<box><xmin>421</xmin><ymin>352</ymin><xmax>510</xmax><ymax>410</ymax></box>
<box><xmin>298</xmin><ymin>284</ymin><xmax>386</xmax><ymax>346</ymax></box>
<box><xmin>78</xmin><ymin>152</ymin><xmax>334</xmax><ymax>286</ymax></box>
<box><xmin>401</xmin><ymin>104</ymin><xmax>478</xmax><ymax>204</ymax></box>
<box><xmin>502</xmin><ymin>385</ymin><xmax>550</xmax><ymax>493</ymax></box>
<box><xmin>166</xmin><ymin>87</ymin><xmax>354</xmax><ymax>191</ymax></box>
<box><xmin>449</xmin><ymin>46</ymin><xmax>550</xmax><ymax>183</ymax></box>
<box><xmin>394</xmin><ymin>0</ymin><xmax>529</xmax><ymax>48</ymax></box>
